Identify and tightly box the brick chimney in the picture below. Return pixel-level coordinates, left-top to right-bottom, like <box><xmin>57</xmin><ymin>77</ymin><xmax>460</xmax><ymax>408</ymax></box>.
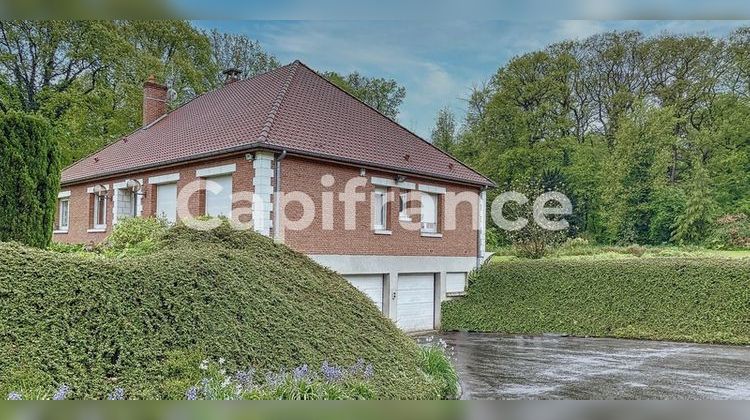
<box><xmin>143</xmin><ymin>75</ymin><xmax>167</xmax><ymax>127</ymax></box>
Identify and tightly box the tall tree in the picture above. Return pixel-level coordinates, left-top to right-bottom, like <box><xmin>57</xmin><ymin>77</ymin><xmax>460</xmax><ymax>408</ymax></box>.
<box><xmin>0</xmin><ymin>111</ymin><xmax>60</xmax><ymax>248</ymax></box>
<box><xmin>430</xmin><ymin>106</ymin><xmax>457</xmax><ymax>153</ymax></box>
<box><xmin>208</xmin><ymin>29</ymin><xmax>279</xmax><ymax>83</ymax></box>
<box><xmin>671</xmin><ymin>160</ymin><xmax>716</xmax><ymax>244</ymax></box>
<box><xmin>323</xmin><ymin>71</ymin><xmax>406</xmax><ymax>120</ymax></box>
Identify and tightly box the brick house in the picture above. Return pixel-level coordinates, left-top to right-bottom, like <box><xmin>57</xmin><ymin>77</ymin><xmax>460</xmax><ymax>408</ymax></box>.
<box><xmin>54</xmin><ymin>61</ymin><xmax>494</xmax><ymax>331</ymax></box>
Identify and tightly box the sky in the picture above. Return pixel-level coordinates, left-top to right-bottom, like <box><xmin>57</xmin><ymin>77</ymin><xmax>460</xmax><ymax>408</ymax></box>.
<box><xmin>194</xmin><ymin>20</ymin><xmax>749</xmax><ymax>139</ymax></box>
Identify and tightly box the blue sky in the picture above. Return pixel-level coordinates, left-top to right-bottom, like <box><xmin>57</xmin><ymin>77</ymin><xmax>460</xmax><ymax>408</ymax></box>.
<box><xmin>194</xmin><ymin>20</ymin><xmax>748</xmax><ymax>139</ymax></box>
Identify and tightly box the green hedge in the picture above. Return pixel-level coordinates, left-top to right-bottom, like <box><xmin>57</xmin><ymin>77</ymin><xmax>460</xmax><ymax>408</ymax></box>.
<box><xmin>0</xmin><ymin>111</ymin><xmax>60</xmax><ymax>248</ymax></box>
<box><xmin>0</xmin><ymin>224</ymin><xmax>436</xmax><ymax>399</ymax></box>
<box><xmin>442</xmin><ymin>258</ymin><xmax>750</xmax><ymax>344</ymax></box>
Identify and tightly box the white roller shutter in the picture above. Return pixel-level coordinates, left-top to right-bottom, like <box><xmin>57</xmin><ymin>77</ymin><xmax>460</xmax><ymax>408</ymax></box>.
<box><xmin>344</xmin><ymin>274</ymin><xmax>384</xmax><ymax>312</ymax></box>
<box><xmin>397</xmin><ymin>273</ymin><xmax>435</xmax><ymax>331</ymax></box>
<box><xmin>156</xmin><ymin>183</ymin><xmax>177</xmax><ymax>223</ymax></box>
<box><xmin>205</xmin><ymin>175</ymin><xmax>233</xmax><ymax>217</ymax></box>
<box><xmin>446</xmin><ymin>272</ymin><xmax>467</xmax><ymax>294</ymax></box>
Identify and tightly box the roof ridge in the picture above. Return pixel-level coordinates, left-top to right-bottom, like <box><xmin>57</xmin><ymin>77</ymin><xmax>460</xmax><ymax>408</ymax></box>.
<box><xmin>256</xmin><ymin>60</ymin><xmax>301</xmax><ymax>143</ymax></box>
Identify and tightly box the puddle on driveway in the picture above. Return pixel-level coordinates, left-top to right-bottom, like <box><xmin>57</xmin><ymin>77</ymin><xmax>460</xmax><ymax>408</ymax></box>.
<box><xmin>437</xmin><ymin>332</ymin><xmax>750</xmax><ymax>400</ymax></box>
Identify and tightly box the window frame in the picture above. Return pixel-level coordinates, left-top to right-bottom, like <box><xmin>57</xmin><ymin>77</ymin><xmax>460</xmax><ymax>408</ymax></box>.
<box><xmin>93</xmin><ymin>194</ymin><xmax>107</xmax><ymax>230</ymax></box>
<box><xmin>58</xmin><ymin>198</ymin><xmax>70</xmax><ymax>231</ymax></box>
<box><xmin>420</xmin><ymin>192</ymin><xmax>439</xmax><ymax>234</ymax></box>
<box><xmin>398</xmin><ymin>192</ymin><xmax>411</xmax><ymax>221</ymax></box>
<box><xmin>372</xmin><ymin>187</ymin><xmax>388</xmax><ymax>232</ymax></box>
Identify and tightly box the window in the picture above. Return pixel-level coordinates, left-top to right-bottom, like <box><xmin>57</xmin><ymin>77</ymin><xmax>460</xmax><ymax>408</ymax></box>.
<box><xmin>58</xmin><ymin>199</ymin><xmax>69</xmax><ymax>231</ymax></box>
<box><xmin>205</xmin><ymin>175</ymin><xmax>233</xmax><ymax>218</ymax></box>
<box><xmin>373</xmin><ymin>187</ymin><xmax>388</xmax><ymax>231</ymax></box>
<box><xmin>420</xmin><ymin>192</ymin><xmax>438</xmax><ymax>233</ymax></box>
<box><xmin>156</xmin><ymin>183</ymin><xmax>177</xmax><ymax>223</ymax></box>
<box><xmin>399</xmin><ymin>192</ymin><xmax>410</xmax><ymax>221</ymax></box>
<box><xmin>93</xmin><ymin>194</ymin><xmax>107</xmax><ymax>229</ymax></box>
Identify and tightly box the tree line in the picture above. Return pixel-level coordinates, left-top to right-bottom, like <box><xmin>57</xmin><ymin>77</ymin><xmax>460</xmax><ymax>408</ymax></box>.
<box><xmin>432</xmin><ymin>29</ymin><xmax>750</xmax><ymax>247</ymax></box>
<box><xmin>0</xmin><ymin>20</ymin><xmax>407</xmax><ymax>167</ymax></box>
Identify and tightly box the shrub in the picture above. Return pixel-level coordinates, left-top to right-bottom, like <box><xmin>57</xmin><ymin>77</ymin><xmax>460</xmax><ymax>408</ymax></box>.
<box><xmin>0</xmin><ymin>111</ymin><xmax>60</xmax><ymax>248</ymax></box>
<box><xmin>442</xmin><ymin>258</ymin><xmax>750</xmax><ymax>345</ymax></box>
<box><xmin>417</xmin><ymin>338</ymin><xmax>459</xmax><ymax>400</ymax></box>
<box><xmin>0</xmin><ymin>222</ymin><xmax>435</xmax><ymax>399</ymax></box>
<box><xmin>707</xmin><ymin>214</ymin><xmax>750</xmax><ymax>249</ymax></box>
<box><xmin>106</xmin><ymin>216</ymin><xmax>169</xmax><ymax>255</ymax></box>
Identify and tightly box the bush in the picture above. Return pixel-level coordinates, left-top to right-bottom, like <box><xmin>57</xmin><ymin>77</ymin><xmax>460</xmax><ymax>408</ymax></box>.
<box><xmin>106</xmin><ymin>216</ymin><xmax>169</xmax><ymax>255</ymax></box>
<box><xmin>707</xmin><ymin>214</ymin><xmax>750</xmax><ymax>249</ymax></box>
<box><xmin>442</xmin><ymin>258</ymin><xmax>750</xmax><ymax>345</ymax></box>
<box><xmin>0</xmin><ymin>111</ymin><xmax>60</xmax><ymax>248</ymax></box>
<box><xmin>0</xmin><ymin>222</ymin><xmax>436</xmax><ymax>399</ymax></box>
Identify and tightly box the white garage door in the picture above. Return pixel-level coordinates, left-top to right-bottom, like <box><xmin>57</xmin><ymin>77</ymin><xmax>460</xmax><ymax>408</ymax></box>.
<box><xmin>344</xmin><ymin>274</ymin><xmax>384</xmax><ymax>312</ymax></box>
<box><xmin>397</xmin><ymin>273</ymin><xmax>435</xmax><ymax>331</ymax></box>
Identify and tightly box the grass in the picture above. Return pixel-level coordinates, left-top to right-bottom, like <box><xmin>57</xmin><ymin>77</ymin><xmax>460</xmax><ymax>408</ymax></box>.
<box><xmin>443</xmin><ymin>257</ymin><xmax>750</xmax><ymax>345</ymax></box>
<box><xmin>416</xmin><ymin>338</ymin><xmax>459</xmax><ymax>400</ymax></box>
<box><xmin>0</xmin><ymin>221</ymin><xmax>447</xmax><ymax>399</ymax></box>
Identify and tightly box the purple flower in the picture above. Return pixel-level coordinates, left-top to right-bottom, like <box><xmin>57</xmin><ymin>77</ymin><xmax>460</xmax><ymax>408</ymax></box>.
<box><xmin>52</xmin><ymin>384</ymin><xmax>70</xmax><ymax>400</ymax></box>
<box><xmin>320</xmin><ymin>361</ymin><xmax>343</xmax><ymax>383</ymax></box>
<box><xmin>364</xmin><ymin>364</ymin><xmax>374</xmax><ymax>380</ymax></box>
<box><xmin>7</xmin><ymin>392</ymin><xmax>21</xmax><ymax>401</ymax></box>
<box><xmin>293</xmin><ymin>364</ymin><xmax>309</xmax><ymax>381</ymax></box>
<box><xmin>265</xmin><ymin>371</ymin><xmax>284</xmax><ymax>387</ymax></box>
<box><xmin>185</xmin><ymin>386</ymin><xmax>198</xmax><ymax>401</ymax></box>
<box><xmin>107</xmin><ymin>387</ymin><xmax>125</xmax><ymax>400</ymax></box>
<box><xmin>234</xmin><ymin>368</ymin><xmax>254</xmax><ymax>388</ymax></box>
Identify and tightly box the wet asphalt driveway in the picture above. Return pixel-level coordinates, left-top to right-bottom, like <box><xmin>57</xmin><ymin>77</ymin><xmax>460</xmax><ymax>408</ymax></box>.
<box><xmin>438</xmin><ymin>332</ymin><xmax>750</xmax><ymax>400</ymax></box>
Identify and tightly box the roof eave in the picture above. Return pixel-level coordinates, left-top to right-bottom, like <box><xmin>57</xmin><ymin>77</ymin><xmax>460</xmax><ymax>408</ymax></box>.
<box><xmin>61</xmin><ymin>143</ymin><xmax>495</xmax><ymax>188</ymax></box>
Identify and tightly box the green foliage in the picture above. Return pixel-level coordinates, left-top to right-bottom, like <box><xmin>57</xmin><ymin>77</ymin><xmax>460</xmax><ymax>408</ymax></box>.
<box><xmin>0</xmin><ymin>111</ymin><xmax>60</xmax><ymax>248</ymax></box>
<box><xmin>448</xmin><ymin>28</ymin><xmax>750</xmax><ymax>247</ymax></box>
<box><xmin>672</xmin><ymin>161</ymin><xmax>717</xmax><ymax>244</ymax></box>
<box><xmin>106</xmin><ymin>216</ymin><xmax>169</xmax><ymax>255</ymax></box>
<box><xmin>0</xmin><ymin>223</ymin><xmax>436</xmax><ymax>399</ymax></box>
<box><xmin>323</xmin><ymin>71</ymin><xmax>406</xmax><ymax>120</ymax></box>
<box><xmin>503</xmin><ymin>179</ymin><xmax>568</xmax><ymax>259</ymax></box>
<box><xmin>417</xmin><ymin>338</ymin><xmax>459</xmax><ymax>400</ymax></box>
<box><xmin>431</xmin><ymin>107</ymin><xmax>457</xmax><ymax>153</ymax></box>
<box><xmin>442</xmin><ymin>258</ymin><xmax>750</xmax><ymax>345</ymax></box>
<box><xmin>707</xmin><ymin>214</ymin><xmax>750</xmax><ymax>250</ymax></box>
<box><xmin>0</xmin><ymin>21</ymin><xmax>274</xmax><ymax>166</ymax></box>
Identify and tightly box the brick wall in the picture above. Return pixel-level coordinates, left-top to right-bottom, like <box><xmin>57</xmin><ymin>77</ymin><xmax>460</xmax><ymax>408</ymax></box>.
<box><xmin>55</xmin><ymin>152</ymin><xmax>482</xmax><ymax>259</ymax></box>
<box><xmin>279</xmin><ymin>156</ymin><xmax>481</xmax><ymax>257</ymax></box>
<box><xmin>54</xmin><ymin>154</ymin><xmax>254</xmax><ymax>244</ymax></box>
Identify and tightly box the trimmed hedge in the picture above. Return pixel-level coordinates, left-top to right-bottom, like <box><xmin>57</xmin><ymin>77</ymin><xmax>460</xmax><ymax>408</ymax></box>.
<box><xmin>442</xmin><ymin>258</ymin><xmax>750</xmax><ymax>345</ymax></box>
<box><xmin>0</xmin><ymin>224</ymin><xmax>436</xmax><ymax>399</ymax></box>
<box><xmin>0</xmin><ymin>111</ymin><xmax>60</xmax><ymax>248</ymax></box>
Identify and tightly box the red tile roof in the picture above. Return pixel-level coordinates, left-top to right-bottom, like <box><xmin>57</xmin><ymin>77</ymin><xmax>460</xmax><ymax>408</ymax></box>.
<box><xmin>62</xmin><ymin>61</ymin><xmax>494</xmax><ymax>187</ymax></box>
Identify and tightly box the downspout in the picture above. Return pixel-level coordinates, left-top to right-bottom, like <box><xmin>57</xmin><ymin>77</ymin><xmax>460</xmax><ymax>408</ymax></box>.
<box><xmin>273</xmin><ymin>150</ymin><xmax>288</xmax><ymax>241</ymax></box>
<box><xmin>476</xmin><ymin>186</ymin><xmax>487</xmax><ymax>269</ymax></box>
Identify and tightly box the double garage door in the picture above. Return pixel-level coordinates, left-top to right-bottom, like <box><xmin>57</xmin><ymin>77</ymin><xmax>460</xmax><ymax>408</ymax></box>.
<box><xmin>344</xmin><ymin>273</ymin><xmax>435</xmax><ymax>332</ymax></box>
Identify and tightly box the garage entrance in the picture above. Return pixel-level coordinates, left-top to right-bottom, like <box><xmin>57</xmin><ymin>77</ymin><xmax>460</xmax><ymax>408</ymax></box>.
<box><xmin>396</xmin><ymin>273</ymin><xmax>435</xmax><ymax>331</ymax></box>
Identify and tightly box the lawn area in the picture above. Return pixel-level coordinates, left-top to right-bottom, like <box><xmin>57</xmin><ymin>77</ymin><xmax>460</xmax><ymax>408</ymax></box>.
<box><xmin>491</xmin><ymin>245</ymin><xmax>750</xmax><ymax>261</ymax></box>
<box><xmin>443</xmin><ymin>254</ymin><xmax>750</xmax><ymax>345</ymax></box>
